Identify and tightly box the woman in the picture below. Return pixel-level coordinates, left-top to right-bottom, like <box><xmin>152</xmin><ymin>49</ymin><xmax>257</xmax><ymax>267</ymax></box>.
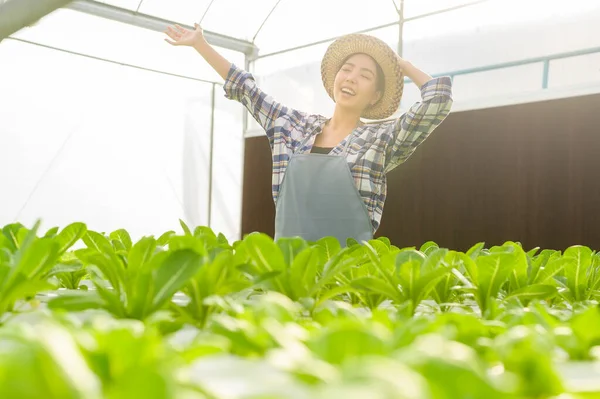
<box><xmin>165</xmin><ymin>24</ymin><xmax>453</xmax><ymax>245</ymax></box>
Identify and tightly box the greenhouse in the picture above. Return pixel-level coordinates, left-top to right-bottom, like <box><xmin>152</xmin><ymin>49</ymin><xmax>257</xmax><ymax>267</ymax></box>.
<box><xmin>1</xmin><ymin>0</ymin><xmax>600</xmax><ymax>398</ymax></box>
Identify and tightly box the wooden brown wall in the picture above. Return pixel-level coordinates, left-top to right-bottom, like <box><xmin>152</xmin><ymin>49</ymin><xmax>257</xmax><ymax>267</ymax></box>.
<box><xmin>242</xmin><ymin>93</ymin><xmax>600</xmax><ymax>251</ymax></box>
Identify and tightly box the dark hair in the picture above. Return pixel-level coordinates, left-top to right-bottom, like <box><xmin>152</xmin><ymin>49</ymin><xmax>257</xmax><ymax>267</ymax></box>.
<box><xmin>341</xmin><ymin>53</ymin><xmax>385</xmax><ymax>93</ymax></box>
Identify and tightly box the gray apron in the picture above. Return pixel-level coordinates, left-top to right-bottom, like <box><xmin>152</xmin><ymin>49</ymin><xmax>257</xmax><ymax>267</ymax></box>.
<box><xmin>274</xmin><ymin>133</ymin><xmax>374</xmax><ymax>245</ymax></box>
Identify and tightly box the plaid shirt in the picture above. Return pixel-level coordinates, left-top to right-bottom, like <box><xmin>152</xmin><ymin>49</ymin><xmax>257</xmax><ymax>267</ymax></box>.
<box><xmin>224</xmin><ymin>64</ymin><xmax>453</xmax><ymax>233</ymax></box>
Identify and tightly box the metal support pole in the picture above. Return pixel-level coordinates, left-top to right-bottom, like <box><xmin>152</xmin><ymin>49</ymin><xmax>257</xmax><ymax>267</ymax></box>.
<box><xmin>208</xmin><ymin>83</ymin><xmax>216</xmax><ymax>228</ymax></box>
<box><xmin>542</xmin><ymin>60</ymin><xmax>550</xmax><ymax>89</ymax></box>
<box><xmin>66</xmin><ymin>0</ymin><xmax>259</xmax><ymax>56</ymax></box>
<box><xmin>238</xmin><ymin>55</ymin><xmax>251</xmax><ymax>238</ymax></box>
<box><xmin>0</xmin><ymin>0</ymin><xmax>73</xmax><ymax>41</ymax></box>
<box><xmin>397</xmin><ymin>0</ymin><xmax>404</xmax><ymax>57</ymax></box>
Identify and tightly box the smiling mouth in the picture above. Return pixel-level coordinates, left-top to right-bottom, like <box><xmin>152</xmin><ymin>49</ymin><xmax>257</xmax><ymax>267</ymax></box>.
<box><xmin>341</xmin><ymin>88</ymin><xmax>356</xmax><ymax>96</ymax></box>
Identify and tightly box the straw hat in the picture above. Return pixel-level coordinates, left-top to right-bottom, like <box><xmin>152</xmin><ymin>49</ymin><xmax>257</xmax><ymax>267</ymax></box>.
<box><xmin>321</xmin><ymin>33</ymin><xmax>404</xmax><ymax>120</ymax></box>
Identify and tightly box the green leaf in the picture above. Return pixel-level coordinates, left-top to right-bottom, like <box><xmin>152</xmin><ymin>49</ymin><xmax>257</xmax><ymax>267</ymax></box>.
<box><xmin>125</xmin><ymin>237</ymin><xmax>159</xmax><ymax>300</ymax></box>
<box><xmin>277</xmin><ymin>237</ymin><xmax>308</xmax><ymax>267</ymax></box>
<box><xmin>459</xmin><ymin>252</ymin><xmax>478</xmax><ymax>286</ymax></box>
<box><xmin>110</xmin><ymin>229</ymin><xmax>132</xmax><ymax>251</ymax></box>
<box><xmin>505</xmin><ymin>284</ymin><xmax>557</xmax><ymax>302</ymax></box>
<box><xmin>192</xmin><ymin>227</ymin><xmax>220</xmax><ymax>252</ymax></box>
<box><xmin>495</xmin><ymin>327</ymin><xmax>564</xmax><ymax>397</ymax></box>
<box><xmin>81</xmin><ymin>252</ymin><xmax>125</xmax><ymax>294</ymax></box>
<box><xmin>168</xmin><ymin>235</ymin><xmax>206</xmax><ymax>255</ymax></box>
<box><xmin>420</xmin><ymin>241</ymin><xmax>440</xmax><ymax>255</ymax></box>
<box><xmin>46</xmin><ymin>263</ymin><xmax>85</xmax><ymax>277</ymax></box>
<box><xmin>526</xmin><ymin>247</ymin><xmax>540</xmax><ymax>257</ymax></box>
<box><xmin>243</xmin><ymin>233</ymin><xmax>285</xmax><ymax>273</ymax></box>
<box><xmin>506</xmin><ymin>243</ymin><xmax>528</xmax><ymax>292</ymax></box>
<box><xmin>2</xmin><ymin>222</ymin><xmax>26</xmax><ymax>252</ymax></box>
<box><xmin>290</xmin><ymin>246</ymin><xmax>320</xmax><ymax>299</ymax></box>
<box><xmin>395</xmin><ymin>249</ymin><xmax>426</xmax><ymax>269</ymax></box>
<box><xmin>48</xmin><ymin>291</ymin><xmax>105</xmax><ymax>312</ymax></box>
<box><xmin>254</xmin><ymin>270</ymin><xmax>282</xmax><ymax>284</ymax></box>
<box><xmin>308</xmin><ymin>319</ymin><xmax>389</xmax><ymax>364</ymax></box>
<box><xmin>466</xmin><ymin>242</ymin><xmax>485</xmax><ymax>260</ymax></box>
<box><xmin>570</xmin><ymin>306</ymin><xmax>600</xmax><ymax>348</ymax></box>
<box><xmin>14</xmin><ymin>238</ymin><xmax>61</xmax><ymax>280</ymax></box>
<box><xmin>111</xmin><ymin>239</ymin><xmax>127</xmax><ymax>253</ymax></box>
<box><xmin>148</xmin><ymin>250</ymin><xmax>203</xmax><ymax>314</ymax></box>
<box><xmin>368</xmin><ymin>239</ymin><xmax>393</xmax><ymax>257</ymax></box>
<box><xmin>55</xmin><ymin>268</ymin><xmax>88</xmax><ymax>290</ymax></box>
<box><xmin>315</xmin><ymin>285</ymin><xmax>359</xmax><ymax>307</ymax></box>
<box><xmin>529</xmin><ymin>249</ymin><xmax>557</xmax><ymax>284</ymax></box>
<box><xmin>432</xmin><ymin>264</ymin><xmax>458</xmax><ymax>306</ymax></box>
<box><xmin>423</xmin><ymin>248</ymin><xmax>448</xmax><ymax>271</ymax></box>
<box><xmin>0</xmin><ymin>278</ymin><xmax>55</xmax><ymax>310</ymax></box>
<box><xmin>55</xmin><ymin>222</ymin><xmax>87</xmax><ymax>255</ymax></box>
<box><xmin>415</xmin><ymin>266</ymin><xmax>454</xmax><ymax>306</ymax></box>
<box><xmin>188</xmin><ymin>249</ymin><xmax>248</xmax><ymax>309</ymax></box>
<box><xmin>93</xmin><ymin>279</ymin><xmax>126</xmax><ymax>317</ymax></box>
<box><xmin>128</xmin><ymin>251</ymin><xmax>170</xmax><ymax>318</ymax></box>
<box><xmin>346</xmin><ymin>237</ymin><xmax>360</xmax><ymax>247</ymax></box>
<box><xmin>400</xmin><ymin>335</ymin><xmax>513</xmax><ymax>399</ymax></box>
<box><xmin>217</xmin><ymin>233</ymin><xmax>230</xmax><ymax>246</ymax></box>
<box><xmin>350</xmin><ymin>276</ymin><xmax>399</xmax><ymax>300</ymax></box>
<box><xmin>361</xmin><ymin>244</ymin><xmax>397</xmax><ymax>293</ymax></box>
<box><xmin>44</xmin><ymin>226</ymin><xmax>60</xmax><ymax>238</ymax></box>
<box><xmin>179</xmin><ymin>219</ymin><xmax>192</xmax><ymax>236</ymax></box>
<box><xmin>0</xmin><ymin>322</ymin><xmax>101</xmax><ymax>399</ymax></box>
<box><xmin>476</xmin><ymin>250</ymin><xmax>517</xmax><ymax>313</ymax></box>
<box><xmin>395</xmin><ymin>250</ymin><xmax>426</xmax><ymax>301</ymax></box>
<box><xmin>127</xmin><ymin>237</ymin><xmax>157</xmax><ymax>276</ymax></box>
<box><xmin>589</xmin><ymin>254</ymin><xmax>600</xmax><ymax>291</ymax></box>
<box><xmin>82</xmin><ymin>230</ymin><xmax>114</xmax><ymax>254</ymax></box>
<box><xmin>564</xmin><ymin>245</ymin><xmax>593</xmax><ymax>301</ymax></box>
<box><xmin>315</xmin><ymin>247</ymin><xmax>355</xmax><ymax>292</ymax></box>
<box><xmin>376</xmin><ymin>236</ymin><xmax>392</xmax><ymax>248</ymax></box>
<box><xmin>8</xmin><ymin>221</ymin><xmax>42</xmax><ymax>274</ymax></box>
<box><xmin>156</xmin><ymin>231</ymin><xmax>175</xmax><ymax>246</ymax></box>
<box><xmin>317</xmin><ymin>237</ymin><xmax>342</xmax><ymax>261</ymax></box>
<box><xmin>535</xmin><ymin>257</ymin><xmax>570</xmax><ymax>284</ymax></box>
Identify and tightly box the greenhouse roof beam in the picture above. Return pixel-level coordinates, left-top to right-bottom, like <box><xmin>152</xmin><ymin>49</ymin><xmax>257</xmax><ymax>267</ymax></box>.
<box><xmin>0</xmin><ymin>0</ymin><xmax>73</xmax><ymax>41</ymax></box>
<box><xmin>255</xmin><ymin>0</ymin><xmax>492</xmax><ymax>60</ymax></box>
<box><xmin>66</xmin><ymin>0</ymin><xmax>259</xmax><ymax>57</ymax></box>
<box><xmin>403</xmin><ymin>0</ymin><xmax>492</xmax><ymax>23</ymax></box>
<box><xmin>255</xmin><ymin>20</ymin><xmax>401</xmax><ymax>60</ymax></box>
<box><xmin>251</xmin><ymin>0</ymin><xmax>283</xmax><ymax>43</ymax></box>
<box><xmin>6</xmin><ymin>36</ymin><xmax>222</xmax><ymax>84</ymax></box>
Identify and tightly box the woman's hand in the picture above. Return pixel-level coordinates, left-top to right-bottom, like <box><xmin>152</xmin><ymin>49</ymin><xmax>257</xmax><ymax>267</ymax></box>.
<box><xmin>396</xmin><ymin>55</ymin><xmax>408</xmax><ymax>69</ymax></box>
<box><xmin>397</xmin><ymin>56</ymin><xmax>433</xmax><ymax>88</ymax></box>
<box><xmin>164</xmin><ymin>23</ymin><xmax>205</xmax><ymax>48</ymax></box>
<box><xmin>164</xmin><ymin>22</ymin><xmax>231</xmax><ymax>80</ymax></box>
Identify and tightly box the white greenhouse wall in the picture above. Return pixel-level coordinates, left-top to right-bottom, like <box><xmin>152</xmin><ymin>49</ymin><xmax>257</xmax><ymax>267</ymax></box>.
<box><xmin>0</xmin><ymin>39</ymin><xmax>243</xmax><ymax>242</ymax></box>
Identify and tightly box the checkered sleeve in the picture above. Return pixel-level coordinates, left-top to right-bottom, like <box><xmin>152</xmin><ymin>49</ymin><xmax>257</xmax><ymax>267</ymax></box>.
<box><xmin>223</xmin><ymin>63</ymin><xmax>304</xmax><ymax>142</ymax></box>
<box><xmin>383</xmin><ymin>76</ymin><xmax>453</xmax><ymax>173</ymax></box>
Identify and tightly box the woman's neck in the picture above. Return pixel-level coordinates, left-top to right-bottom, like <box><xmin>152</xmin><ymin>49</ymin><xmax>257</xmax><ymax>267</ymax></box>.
<box><xmin>314</xmin><ymin>106</ymin><xmax>363</xmax><ymax>148</ymax></box>
<box><xmin>328</xmin><ymin>106</ymin><xmax>362</xmax><ymax>133</ymax></box>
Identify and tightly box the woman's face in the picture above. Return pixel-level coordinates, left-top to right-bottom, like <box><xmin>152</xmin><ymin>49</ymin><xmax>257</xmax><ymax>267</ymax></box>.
<box><xmin>333</xmin><ymin>53</ymin><xmax>383</xmax><ymax>115</ymax></box>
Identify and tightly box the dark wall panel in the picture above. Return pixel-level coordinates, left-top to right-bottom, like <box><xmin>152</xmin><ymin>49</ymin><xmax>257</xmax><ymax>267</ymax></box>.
<box><xmin>242</xmin><ymin>93</ymin><xmax>600</xmax><ymax>251</ymax></box>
